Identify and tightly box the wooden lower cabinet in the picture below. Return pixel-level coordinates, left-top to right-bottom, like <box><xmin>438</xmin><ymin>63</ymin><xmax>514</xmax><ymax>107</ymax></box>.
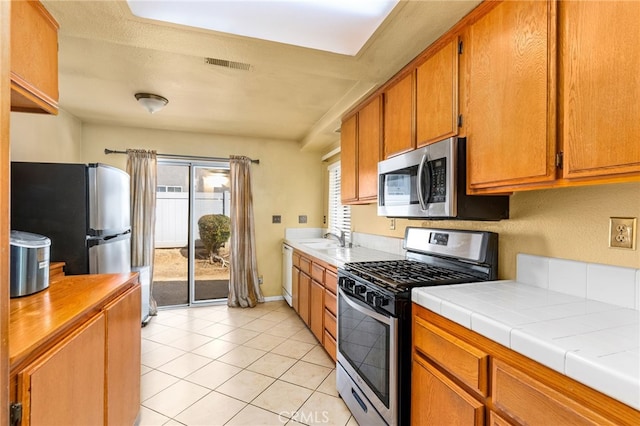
<box><xmin>10</xmin><ymin>276</ymin><xmax>141</xmax><ymax>426</ymax></box>
<box><xmin>310</xmin><ymin>279</ymin><xmax>324</xmax><ymax>342</ymax></box>
<box><xmin>298</xmin><ymin>271</ymin><xmax>311</xmax><ymax>326</ymax></box>
<box><xmin>292</xmin><ymin>265</ymin><xmax>300</xmax><ymax>313</ymax></box>
<box><xmin>411</xmin><ymin>357</ymin><xmax>484</xmax><ymax>426</ymax></box>
<box><xmin>18</xmin><ymin>314</ymin><xmax>106</xmax><ymax>426</ymax></box>
<box><xmin>105</xmin><ymin>286</ymin><xmax>142</xmax><ymax>426</ymax></box>
<box><xmin>412</xmin><ymin>304</ymin><xmax>640</xmax><ymax>426</ymax></box>
<box><xmin>291</xmin><ymin>250</ymin><xmax>338</xmax><ymax>362</ymax></box>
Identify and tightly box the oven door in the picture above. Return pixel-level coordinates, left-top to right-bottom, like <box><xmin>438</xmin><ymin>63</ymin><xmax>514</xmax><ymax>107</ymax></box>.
<box><xmin>337</xmin><ymin>287</ymin><xmax>397</xmax><ymax>424</ymax></box>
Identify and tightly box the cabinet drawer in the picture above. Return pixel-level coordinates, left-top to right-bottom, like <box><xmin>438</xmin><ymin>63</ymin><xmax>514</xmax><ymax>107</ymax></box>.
<box><xmin>325</xmin><ymin>269</ymin><xmax>337</xmax><ymax>294</ymax></box>
<box><xmin>324</xmin><ymin>329</ymin><xmax>337</xmax><ymax>362</ymax></box>
<box><xmin>414</xmin><ymin>316</ymin><xmax>488</xmax><ymax>395</ymax></box>
<box><xmin>324</xmin><ymin>289</ymin><xmax>337</xmax><ymax>317</ymax></box>
<box><xmin>299</xmin><ymin>256</ymin><xmax>312</xmax><ymax>275</ymax></box>
<box><xmin>492</xmin><ymin>359</ymin><xmax>616</xmax><ymax>426</ymax></box>
<box><xmin>312</xmin><ymin>263</ymin><xmax>325</xmax><ymax>283</ymax></box>
<box><xmin>324</xmin><ymin>308</ymin><xmax>336</xmax><ymax>339</ymax></box>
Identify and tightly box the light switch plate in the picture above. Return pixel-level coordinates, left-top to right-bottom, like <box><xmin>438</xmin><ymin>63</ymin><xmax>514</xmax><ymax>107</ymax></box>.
<box><xmin>272</xmin><ymin>215</ymin><xmax>281</xmax><ymax>224</ymax></box>
<box><xmin>609</xmin><ymin>217</ymin><xmax>636</xmax><ymax>249</ymax></box>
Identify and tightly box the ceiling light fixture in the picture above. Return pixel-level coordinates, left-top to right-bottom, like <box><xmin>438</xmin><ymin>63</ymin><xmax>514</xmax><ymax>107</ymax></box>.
<box><xmin>135</xmin><ymin>93</ymin><xmax>168</xmax><ymax>114</ymax></box>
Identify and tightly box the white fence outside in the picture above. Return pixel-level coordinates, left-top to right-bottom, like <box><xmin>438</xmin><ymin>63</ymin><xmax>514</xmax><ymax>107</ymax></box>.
<box><xmin>155</xmin><ymin>191</ymin><xmax>230</xmax><ymax>248</ymax></box>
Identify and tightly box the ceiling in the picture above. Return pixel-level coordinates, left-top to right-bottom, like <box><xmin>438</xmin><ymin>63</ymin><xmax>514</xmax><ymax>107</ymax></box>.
<box><xmin>42</xmin><ymin>0</ymin><xmax>482</xmax><ymax>152</ymax></box>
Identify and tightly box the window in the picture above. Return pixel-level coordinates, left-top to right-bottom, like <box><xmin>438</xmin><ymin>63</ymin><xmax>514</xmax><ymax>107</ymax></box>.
<box><xmin>327</xmin><ymin>162</ymin><xmax>351</xmax><ymax>242</ymax></box>
<box><xmin>157</xmin><ymin>185</ymin><xmax>183</xmax><ymax>193</ymax></box>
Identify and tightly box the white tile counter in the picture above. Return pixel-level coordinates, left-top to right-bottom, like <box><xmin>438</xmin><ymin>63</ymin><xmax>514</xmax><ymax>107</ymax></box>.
<box><xmin>284</xmin><ymin>238</ymin><xmax>404</xmax><ymax>268</ymax></box>
<box><xmin>412</xmin><ymin>254</ymin><xmax>640</xmax><ymax>411</ymax></box>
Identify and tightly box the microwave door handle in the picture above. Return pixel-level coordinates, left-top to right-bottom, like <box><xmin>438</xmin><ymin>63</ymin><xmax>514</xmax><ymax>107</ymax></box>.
<box><xmin>416</xmin><ymin>153</ymin><xmax>429</xmax><ymax>210</ymax></box>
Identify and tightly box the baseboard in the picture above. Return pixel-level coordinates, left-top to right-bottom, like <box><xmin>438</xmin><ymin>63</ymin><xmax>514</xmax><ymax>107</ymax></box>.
<box><xmin>263</xmin><ymin>295</ymin><xmax>285</xmax><ymax>302</ymax></box>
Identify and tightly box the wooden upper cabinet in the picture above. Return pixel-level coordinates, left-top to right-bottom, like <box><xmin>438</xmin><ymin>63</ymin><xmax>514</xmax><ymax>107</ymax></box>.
<box><xmin>340</xmin><ymin>114</ymin><xmax>358</xmax><ymax>203</ymax></box>
<box><xmin>356</xmin><ymin>96</ymin><xmax>381</xmax><ymax>201</ymax></box>
<box><xmin>383</xmin><ymin>72</ymin><xmax>414</xmax><ymax>158</ymax></box>
<box><xmin>416</xmin><ymin>38</ymin><xmax>459</xmax><ymax>147</ymax></box>
<box><xmin>465</xmin><ymin>0</ymin><xmax>556</xmax><ymax>192</ymax></box>
<box><xmin>341</xmin><ymin>96</ymin><xmax>381</xmax><ymax>204</ymax></box>
<box><xmin>560</xmin><ymin>1</ymin><xmax>640</xmax><ymax>180</ymax></box>
<box><xmin>11</xmin><ymin>0</ymin><xmax>59</xmax><ymax>114</ymax></box>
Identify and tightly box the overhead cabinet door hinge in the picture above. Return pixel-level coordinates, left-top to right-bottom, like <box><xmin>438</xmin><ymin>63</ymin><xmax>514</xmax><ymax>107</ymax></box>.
<box><xmin>458</xmin><ymin>40</ymin><xmax>463</xmax><ymax>54</ymax></box>
<box><xmin>458</xmin><ymin>114</ymin><xmax>463</xmax><ymax>127</ymax></box>
<box><xmin>10</xmin><ymin>403</ymin><xmax>22</xmax><ymax>426</ymax></box>
<box><xmin>555</xmin><ymin>152</ymin><xmax>564</xmax><ymax>168</ymax></box>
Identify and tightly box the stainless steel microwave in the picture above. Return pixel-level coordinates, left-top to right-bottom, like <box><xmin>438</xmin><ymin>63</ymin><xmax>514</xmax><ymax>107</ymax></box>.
<box><xmin>377</xmin><ymin>137</ymin><xmax>509</xmax><ymax>220</ymax></box>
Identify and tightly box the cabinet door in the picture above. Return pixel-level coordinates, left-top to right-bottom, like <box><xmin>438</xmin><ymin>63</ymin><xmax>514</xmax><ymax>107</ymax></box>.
<box><xmin>411</xmin><ymin>358</ymin><xmax>484</xmax><ymax>426</ymax></box>
<box><xmin>560</xmin><ymin>1</ymin><xmax>640</xmax><ymax>179</ymax></box>
<box><xmin>384</xmin><ymin>72</ymin><xmax>414</xmax><ymax>158</ymax></box>
<box><xmin>10</xmin><ymin>0</ymin><xmax>58</xmax><ymax>114</ymax></box>
<box><xmin>299</xmin><ymin>272</ymin><xmax>311</xmax><ymax>326</ymax></box>
<box><xmin>310</xmin><ymin>279</ymin><xmax>324</xmax><ymax>342</ymax></box>
<box><xmin>466</xmin><ymin>0</ymin><xmax>556</xmax><ymax>192</ymax></box>
<box><xmin>416</xmin><ymin>38</ymin><xmax>459</xmax><ymax>147</ymax></box>
<box><xmin>341</xmin><ymin>114</ymin><xmax>358</xmax><ymax>203</ymax></box>
<box><xmin>105</xmin><ymin>286</ymin><xmax>141</xmax><ymax>426</ymax></box>
<box><xmin>292</xmin><ymin>266</ymin><xmax>300</xmax><ymax>313</ymax></box>
<box><xmin>357</xmin><ymin>96</ymin><xmax>382</xmax><ymax>201</ymax></box>
<box><xmin>19</xmin><ymin>314</ymin><xmax>105</xmax><ymax>426</ymax></box>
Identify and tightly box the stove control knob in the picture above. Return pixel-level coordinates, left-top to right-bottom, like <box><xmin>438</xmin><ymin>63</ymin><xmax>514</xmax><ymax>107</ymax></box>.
<box><xmin>372</xmin><ymin>294</ymin><xmax>389</xmax><ymax>308</ymax></box>
<box><xmin>366</xmin><ymin>292</ymin><xmax>375</xmax><ymax>304</ymax></box>
<box><xmin>354</xmin><ymin>284</ymin><xmax>367</xmax><ymax>295</ymax></box>
<box><xmin>339</xmin><ymin>277</ymin><xmax>355</xmax><ymax>290</ymax></box>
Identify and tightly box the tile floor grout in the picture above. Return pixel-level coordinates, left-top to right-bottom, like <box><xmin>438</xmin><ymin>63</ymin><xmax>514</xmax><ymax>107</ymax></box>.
<box><xmin>139</xmin><ymin>300</ymin><xmax>358</xmax><ymax>426</ymax></box>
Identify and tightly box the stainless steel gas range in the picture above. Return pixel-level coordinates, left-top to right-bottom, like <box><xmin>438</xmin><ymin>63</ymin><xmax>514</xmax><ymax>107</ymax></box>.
<box><xmin>336</xmin><ymin>227</ymin><xmax>499</xmax><ymax>426</ymax></box>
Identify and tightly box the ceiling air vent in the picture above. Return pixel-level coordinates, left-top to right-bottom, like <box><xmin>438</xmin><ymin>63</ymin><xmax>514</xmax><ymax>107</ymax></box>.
<box><xmin>204</xmin><ymin>57</ymin><xmax>251</xmax><ymax>71</ymax></box>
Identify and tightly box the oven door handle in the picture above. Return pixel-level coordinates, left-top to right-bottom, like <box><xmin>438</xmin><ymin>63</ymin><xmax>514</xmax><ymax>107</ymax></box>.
<box><xmin>338</xmin><ymin>288</ymin><xmax>394</xmax><ymax>326</ymax></box>
<box><xmin>416</xmin><ymin>153</ymin><xmax>429</xmax><ymax>211</ymax></box>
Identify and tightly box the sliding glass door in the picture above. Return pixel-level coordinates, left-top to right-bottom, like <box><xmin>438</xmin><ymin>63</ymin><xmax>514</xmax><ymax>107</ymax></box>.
<box><xmin>153</xmin><ymin>160</ymin><xmax>231</xmax><ymax>307</ymax></box>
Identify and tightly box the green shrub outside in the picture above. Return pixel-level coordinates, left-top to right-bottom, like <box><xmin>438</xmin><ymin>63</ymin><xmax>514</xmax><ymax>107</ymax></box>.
<box><xmin>197</xmin><ymin>214</ymin><xmax>231</xmax><ymax>262</ymax></box>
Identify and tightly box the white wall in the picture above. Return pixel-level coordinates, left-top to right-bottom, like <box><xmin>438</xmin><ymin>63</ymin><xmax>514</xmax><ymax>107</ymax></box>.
<box><xmin>10</xmin><ymin>109</ymin><xmax>82</xmax><ymax>162</ymax></box>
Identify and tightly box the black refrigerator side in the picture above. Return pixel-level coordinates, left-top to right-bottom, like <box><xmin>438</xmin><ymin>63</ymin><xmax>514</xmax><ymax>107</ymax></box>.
<box><xmin>11</xmin><ymin>162</ymin><xmax>90</xmax><ymax>275</ymax></box>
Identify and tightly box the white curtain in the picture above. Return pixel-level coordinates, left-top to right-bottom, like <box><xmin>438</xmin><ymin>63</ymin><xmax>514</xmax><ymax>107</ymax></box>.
<box><xmin>228</xmin><ymin>155</ymin><xmax>263</xmax><ymax>308</ymax></box>
<box><xmin>127</xmin><ymin>149</ymin><xmax>158</xmax><ymax>315</ymax></box>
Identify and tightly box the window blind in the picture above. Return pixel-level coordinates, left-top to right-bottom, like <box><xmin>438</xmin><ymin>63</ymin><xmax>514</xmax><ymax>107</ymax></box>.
<box><xmin>327</xmin><ymin>162</ymin><xmax>351</xmax><ymax>242</ymax></box>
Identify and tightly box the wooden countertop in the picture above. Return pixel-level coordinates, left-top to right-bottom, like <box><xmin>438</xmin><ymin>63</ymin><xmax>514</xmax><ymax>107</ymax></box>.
<box><xmin>9</xmin><ymin>273</ymin><xmax>139</xmax><ymax>373</ymax></box>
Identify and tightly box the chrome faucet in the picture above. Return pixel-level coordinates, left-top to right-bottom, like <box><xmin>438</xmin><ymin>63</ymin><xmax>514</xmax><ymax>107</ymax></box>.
<box><xmin>324</xmin><ymin>230</ymin><xmax>349</xmax><ymax>247</ymax></box>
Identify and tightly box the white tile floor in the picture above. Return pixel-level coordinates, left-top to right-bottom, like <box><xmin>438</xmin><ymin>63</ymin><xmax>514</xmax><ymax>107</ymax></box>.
<box><xmin>140</xmin><ymin>300</ymin><xmax>358</xmax><ymax>426</ymax></box>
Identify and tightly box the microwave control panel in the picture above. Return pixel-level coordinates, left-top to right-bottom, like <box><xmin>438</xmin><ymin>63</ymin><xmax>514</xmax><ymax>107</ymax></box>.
<box><xmin>427</xmin><ymin>158</ymin><xmax>447</xmax><ymax>203</ymax></box>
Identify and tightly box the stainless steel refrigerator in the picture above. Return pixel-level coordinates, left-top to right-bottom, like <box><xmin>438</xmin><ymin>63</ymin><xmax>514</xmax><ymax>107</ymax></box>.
<box><xmin>11</xmin><ymin>162</ymin><xmax>131</xmax><ymax>275</ymax></box>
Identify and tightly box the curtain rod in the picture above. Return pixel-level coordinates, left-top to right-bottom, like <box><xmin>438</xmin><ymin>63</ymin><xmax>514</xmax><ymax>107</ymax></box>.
<box><xmin>104</xmin><ymin>148</ymin><xmax>260</xmax><ymax>164</ymax></box>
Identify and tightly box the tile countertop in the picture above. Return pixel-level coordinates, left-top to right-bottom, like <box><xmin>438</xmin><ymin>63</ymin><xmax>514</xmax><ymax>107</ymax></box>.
<box><xmin>284</xmin><ymin>238</ymin><xmax>405</xmax><ymax>268</ymax></box>
<box><xmin>412</xmin><ymin>256</ymin><xmax>640</xmax><ymax>411</ymax></box>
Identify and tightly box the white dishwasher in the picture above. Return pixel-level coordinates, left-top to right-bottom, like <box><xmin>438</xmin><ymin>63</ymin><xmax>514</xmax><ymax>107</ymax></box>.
<box><xmin>282</xmin><ymin>243</ymin><xmax>293</xmax><ymax>306</ymax></box>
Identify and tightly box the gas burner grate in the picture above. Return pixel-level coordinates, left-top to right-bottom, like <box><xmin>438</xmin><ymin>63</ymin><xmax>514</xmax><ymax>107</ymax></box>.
<box><xmin>345</xmin><ymin>260</ymin><xmax>480</xmax><ymax>290</ymax></box>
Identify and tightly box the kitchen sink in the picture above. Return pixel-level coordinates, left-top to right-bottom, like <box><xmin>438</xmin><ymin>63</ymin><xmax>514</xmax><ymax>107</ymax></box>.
<box><xmin>301</xmin><ymin>240</ymin><xmax>341</xmax><ymax>249</ymax></box>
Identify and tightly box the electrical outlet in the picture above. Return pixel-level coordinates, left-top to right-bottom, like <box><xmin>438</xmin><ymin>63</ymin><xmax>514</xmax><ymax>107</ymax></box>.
<box><xmin>272</xmin><ymin>215</ymin><xmax>281</xmax><ymax>224</ymax></box>
<box><xmin>609</xmin><ymin>217</ymin><xmax>637</xmax><ymax>249</ymax></box>
<box><xmin>389</xmin><ymin>218</ymin><xmax>396</xmax><ymax>230</ymax></box>
<box><xmin>258</xmin><ymin>275</ymin><xmax>263</xmax><ymax>285</ymax></box>
<box><xmin>298</xmin><ymin>215</ymin><xmax>307</xmax><ymax>224</ymax></box>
